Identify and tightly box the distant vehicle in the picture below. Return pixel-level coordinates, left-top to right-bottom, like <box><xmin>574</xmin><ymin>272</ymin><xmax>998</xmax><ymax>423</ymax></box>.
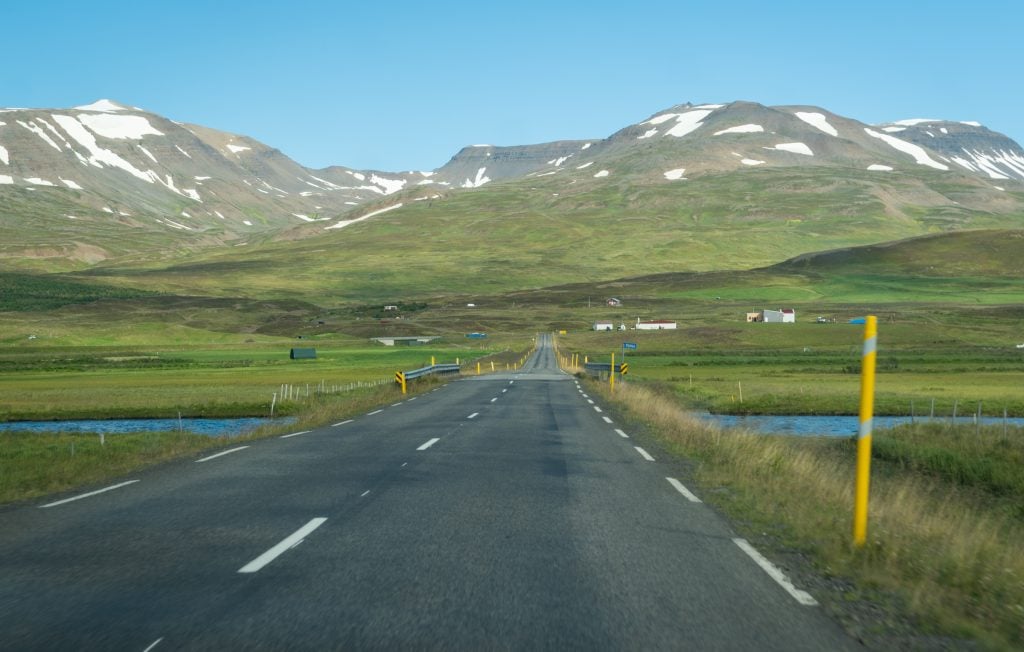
<box><xmin>816</xmin><ymin>316</ymin><xmax>829</xmax><ymax>323</ymax></box>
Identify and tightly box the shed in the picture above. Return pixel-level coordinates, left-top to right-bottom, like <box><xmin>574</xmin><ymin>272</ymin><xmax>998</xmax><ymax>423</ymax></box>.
<box><xmin>290</xmin><ymin>348</ymin><xmax>317</xmax><ymax>359</ymax></box>
<box><xmin>763</xmin><ymin>309</ymin><xmax>796</xmax><ymax>323</ymax></box>
<box><xmin>636</xmin><ymin>318</ymin><xmax>677</xmax><ymax>330</ymax></box>
<box><xmin>593</xmin><ymin>321</ymin><xmax>614</xmax><ymax>331</ymax></box>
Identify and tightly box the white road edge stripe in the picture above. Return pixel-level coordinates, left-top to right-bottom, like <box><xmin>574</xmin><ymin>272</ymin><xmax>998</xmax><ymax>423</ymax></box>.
<box><xmin>602</xmin><ymin>416</ymin><xmax>613</xmax><ymax>424</ymax></box>
<box><xmin>39</xmin><ymin>480</ymin><xmax>139</xmax><ymax>509</ymax></box>
<box><xmin>142</xmin><ymin>637</ymin><xmax>164</xmax><ymax>652</ymax></box>
<box><xmin>332</xmin><ymin>419</ymin><xmax>354</xmax><ymax>427</ymax></box>
<box><xmin>467</xmin><ymin>412</ymin><xmax>479</xmax><ymax>419</ymax></box>
<box><xmin>732</xmin><ymin>538</ymin><xmax>818</xmax><ymax>606</ymax></box>
<box><xmin>280</xmin><ymin>430</ymin><xmax>310</xmax><ymax>439</ymax></box>
<box><xmin>196</xmin><ymin>446</ymin><xmax>249</xmax><ymax>463</ymax></box>
<box><xmin>666</xmin><ymin>477</ymin><xmax>702</xmax><ymax>503</ymax></box>
<box><xmin>238</xmin><ymin>518</ymin><xmax>328</xmax><ymax>574</ymax></box>
<box><xmin>368</xmin><ymin>409</ymin><xmax>383</xmax><ymax>415</ymax></box>
<box><xmin>490</xmin><ymin>397</ymin><xmax>498</xmax><ymax>403</ymax></box>
<box><xmin>614</xmin><ymin>429</ymin><xmax>629</xmax><ymax>439</ymax></box>
<box><xmin>418</xmin><ymin>437</ymin><xmax>440</xmax><ymax>451</ymax></box>
<box><xmin>634</xmin><ymin>446</ymin><xmax>655</xmax><ymax>461</ymax></box>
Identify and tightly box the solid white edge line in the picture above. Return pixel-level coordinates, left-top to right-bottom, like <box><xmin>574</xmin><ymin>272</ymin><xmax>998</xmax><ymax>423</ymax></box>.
<box><xmin>666</xmin><ymin>477</ymin><xmax>702</xmax><ymax>503</ymax></box>
<box><xmin>634</xmin><ymin>446</ymin><xmax>655</xmax><ymax>461</ymax></box>
<box><xmin>732</xmin><ymin>538</ymin><xmax>819</xmax><ymax>606</ymax></box>
<box><xmin>142</xmin><ymin>637</ymin><xmax>164</xmax><ymax>652</ymax></box>
<box><xmin>417</xmin><ymin>437</ymin><xmax>440</xmax><ymax>451</ymax></box>
<box><xmin>360</xmin><ymin>490</ymin><xmax>371</xmax><ymax>497</ymax></box>
<box><xmin>368</xmin><ymin>409</ymin><xmax>383</xmax><ymax>415</ymax></box>
<box><xmin>280</xmin><ymin>430</ymin><xmax>310</xmax><ymax>439</ymax></box>
<box><xmin>238</xmin><ymin>517</ymin><xmax>328</xmax><ymax>574</ymax></box>
<box><xmin>467</xmin><ymin>412</ymin><xmax>479</xmax><ymax>419</ymax></box>
<box><xmin>195</xmin><ymin>446</ymin><xmax>249</xmax><ymax>463</ymax></box>
<box><xmin>593</xmin><ymin>406</ymin><xmax>602</xmax><ymax>413</ymax></box>
<box><xmin>407</xmin><ymin>397</ymin><xmax>417</xmax><ymax>401</ymax></box>
<box><xmin>614</xmin><ymin>428</ymin><xmax>629</xmax><ymax>438</ymax></box>
<box><xmin>332</xmin><ymin>419</ymin><xmax>354</xmax><ymax>427</ymax></box>
<box><xmin>391</xmin><ymin>402</ymin><xmax>403</xmax><ymax>407</ymax></box>
<box><xmin>39</xmin><ymin>480</ymin><xmax>140</xmax><ymax>508</ymax></box>
<box><xmin>490</xmin><ymin>397</ymin><xmax>497</xmax><ymax>403</ymax></box>
<box><xmin>602</xmin><ymin>416</ymin><xmax>613</xmax><ymax>424</ymax></box>
<box><xmin>502</xmin><ymin>389</ymin><xmax>508</xmax><ymax>393</ymax></box>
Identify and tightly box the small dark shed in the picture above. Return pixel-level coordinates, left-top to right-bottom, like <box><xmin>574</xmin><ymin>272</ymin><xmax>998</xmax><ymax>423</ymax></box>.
<box><xmin>290</xmin><ymin>348</ymin><xmax>317</xmax><ymax>359</ymax></box>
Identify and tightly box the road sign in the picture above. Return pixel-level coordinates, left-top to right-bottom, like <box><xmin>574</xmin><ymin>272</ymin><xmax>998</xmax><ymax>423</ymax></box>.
<box><xmin>619</xmin><ymin>362</ymin><xmax>629</xmax><ymax>375</ymax></box>
<box><xmin>623</xmin><ymin>342</ymin><xmax>638</xmax><ymax>350</ymax></box>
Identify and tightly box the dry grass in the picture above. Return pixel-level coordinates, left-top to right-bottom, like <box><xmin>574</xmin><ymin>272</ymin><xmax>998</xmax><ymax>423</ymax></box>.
<box><xmin>598</xmin><ymin>380</ymin><xmax>1024</xmax><ymax>650</ymax></box>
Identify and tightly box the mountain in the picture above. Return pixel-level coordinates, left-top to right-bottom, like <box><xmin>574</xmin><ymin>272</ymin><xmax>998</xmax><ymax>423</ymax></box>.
<box><xmin>2</xmin><ymin>98</ymin><xmax>1023</xmax><ymax>287</ymax></box>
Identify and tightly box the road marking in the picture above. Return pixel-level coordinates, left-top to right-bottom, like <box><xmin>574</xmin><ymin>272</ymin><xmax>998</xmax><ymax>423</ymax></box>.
<box><xmin>732</xmin><ymin>538</ymin><xmax>818</xmax><ymax>606</ymax></box>
<box><xmin>582</xmin><ymin>393</ymin><xmax>589</xmax><ymax>398</ymax></box>
<box><xmin>417</xmin><ymin>438</ymin><xmax>440</xmax><ymax>451</ymax></box>
<box><xmin>238</xmin><ymin>518</ymin><xmax>327</xmax><ymax>574</ymax></box>
<box><xmin>666</xmin><ymin>477</ymin><xmax>702</xmax><ymax>503</ymax></box>
<box><xmin>280</xmin><ymin>430</ymin><xmax>310</xmax><ymax>439</ymax></box>
<box><xmin>502</xmin><ymin>389</ymin><xmax>508</xmax><ymax>393</ymax></box>
<box><xmin>509</xmin><ymin>381</ymin><xmax>514</xmax><ymax>385</ymax></box>
<box><xmin>360</xmin><ymin>490</ymin><xmax>371</xmax><ymax>497</ymax></box>
<box><xmin>587</xmin><ymin>399</ymin><xmax>594</xmax><ymax>404</ymax></box>
<box><xmin>634</xmin><ymin>446</ymin><xmax>655</xmax><ymax>461</ymax></box>
<box><xmin>401</xmin><ymin>462</ymin><xmax>408</xmax><ymax>467</ymax></box>
<box><xmin>332</xmin><ymin>419</ymin><xmax>354</xmax><ymax>427</ymax></box>
<box><xmin>196</xmin><ymin>446</ymin><xmax>249</xmax><ymax>463</ymax></box>
<box><xmin>602</xmin><ymin>416</ymin><xmax>613</xmax><ymax>424</ymax></box>
<box><xmin>142</xmin><ymin>638</ymin><xmax>164</xmax><ymax>652</ymax></box>
<box><xmin>407</xmin><ymin>397</ymin><xmax>417</xmax><ymax>401</ymax></box>
<box><xmin>391</xmin><ymin>402</ymin><xmax>403</xmax><ymax>407</ymax></box>
<box><xmin>39</xmin><ymin>480</ymin><xmax>139</xmax><ymax>509</ymax></box>
<box><xmin>593</xmin><ymin>406</ymin><xmax>603</xmax><ymax>413</ymax></box>
<box><xmin>614</xmin><ymin>428</ymin><xmax>629</xmax><ymax>438</ymax></box>
<box><xmin>368</xmin><ymin>409</ymin><xmax>383</xmax><ymax>416</ymax></box>
<box><xmin>490</xmin><ymin>397</ymin><xmax>498</xmax><ymax>403</ymax></box>
<box><xmin>467</xmin><ymin>412</ymin><xmax>479</xmax><ymax>419</ymax></box>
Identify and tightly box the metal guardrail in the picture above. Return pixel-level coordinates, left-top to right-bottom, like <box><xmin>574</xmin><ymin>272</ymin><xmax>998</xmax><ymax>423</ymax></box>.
<box><xmin>402</xmin><ymin>363</ymin><xmax>461</xmax><ymax>380</ymax></box>
<box><xmin>583</xmin><ymin>362</ymin><xmax>628</xmax><ymax>375</ymax></box>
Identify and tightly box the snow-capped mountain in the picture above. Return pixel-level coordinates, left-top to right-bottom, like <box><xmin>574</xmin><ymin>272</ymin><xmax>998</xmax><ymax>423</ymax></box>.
<box><xmin>1</xmin><ymin>98</ymin><xmax>1022</xmax><ymax>269</ymax></box>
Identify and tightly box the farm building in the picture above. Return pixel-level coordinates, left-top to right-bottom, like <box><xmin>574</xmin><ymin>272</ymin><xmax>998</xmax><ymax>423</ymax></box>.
<box><xmin>593</xmin><ymin>321</ymin><xmax>615</xmax><ymax>331</ymax></box>
<box><xmin>762</xmin><ymin>309</ymin><xmax>796</xmax><ymax>323</ymax></box>
<box><xmin>636</xmin><ymin>318</ymin><xmax>677</xmax><ymax>330</ymax></box>
<box><xmin>746</xmin><ymin>312</ymin><xmax>763</xmax><ymax>323</ymax></box>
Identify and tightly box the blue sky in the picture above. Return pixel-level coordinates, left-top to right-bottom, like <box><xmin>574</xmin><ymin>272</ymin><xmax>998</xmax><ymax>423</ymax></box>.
<box><xmin>6</xmin><ymin>1</ymin><xmax>1021</xmax><ymax>171</ymax></box>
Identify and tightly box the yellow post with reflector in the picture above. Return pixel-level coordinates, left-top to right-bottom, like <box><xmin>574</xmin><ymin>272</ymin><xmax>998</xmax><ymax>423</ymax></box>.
<box><xmin>395</xmin><ymin>371</ymin><xmax>407</xmax><ymax>395</ymax></box>
<box><xmin>610</xmin><ymin>352</ymin><xmax>615</xmax><ymax>393</ymax></box>
<box><xmin>477</xmin><ymin>362</ymin><xmax>481</xmax><ymax>375</ymax></box>
<box><xmin>853</xmin><ymin>315</ymin><xmax>877</xmax><ymax>547</ymax></box>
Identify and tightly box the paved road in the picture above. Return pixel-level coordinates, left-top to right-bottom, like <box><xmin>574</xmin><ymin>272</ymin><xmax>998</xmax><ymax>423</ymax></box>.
<box><xmin>0</xmin><ymin>334</ymin><xmax>858</xmax><ymax>650</ymax></box>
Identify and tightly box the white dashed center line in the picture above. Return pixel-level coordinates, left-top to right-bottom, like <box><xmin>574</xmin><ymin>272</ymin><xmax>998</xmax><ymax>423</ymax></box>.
<box><xmin>417</xmin><ymin>438</ymin><xmax>440</xmax><ymax>451</ymax></box>
<box><xmin>602</xmin><ymin>416</ymin><xmax>613</xmax><ymax>424</ymax></box>
<box><xmin>360</xmin><ymin>490</ymin><xmax>371</xmax><ymax>497</ymax></box>
<box><xmin>280</xmin><ymin>430</ymin><xmax>310</xmax><ymax>439</ymax></box>
<box><xmin>368</xmin><ymin>410</ymin><xmax>383</xmax><ymax>416</ymax></box>
<box><xmin>238</xmin><ymin>518</ymin><xmax>328</xmax><ymax>574</ymax></box>
<box><xmin>467</xmin><ymin>412</ymin><xmax>479</xmax><ymax>419</ymax></box>
<box><xmin>593</xmin><ymin>406</ymin><xmax>603</xmax><ymax>413</ymax></box>
<box><xmin>614</xmin><ymin>429</ymin><xmax>629</xmax><ymax>438</ymax></box>
<box><xmin>332</xmin><ymin>419</ymin><xmax>354</xmax><ymax>427</ymax></box>
<box><xmin>490</xmin><ymin>397</ymin><xmax>498</xmax><ymax>403</ymax></box>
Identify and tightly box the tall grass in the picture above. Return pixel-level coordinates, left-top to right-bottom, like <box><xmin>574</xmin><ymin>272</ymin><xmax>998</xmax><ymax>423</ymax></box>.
<box><xmin>598</xmin><ymin>380</ymin><xmax>1024</xmax><ymax>650</ymax></box>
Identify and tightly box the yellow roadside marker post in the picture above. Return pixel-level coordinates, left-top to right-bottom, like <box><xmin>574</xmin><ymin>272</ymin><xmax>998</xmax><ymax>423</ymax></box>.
<box><xmin>610</xmin><ymin>352</ymin><xmax>616</xmax><ymax>393</ymax></box>
<box><xmin>395</xmin><ymin>371</ymin><xmax>407</xmax><ymax>395</ymax></box>
<box><xmin>854</xmin><ymin>315</ymin><xmax>878</xmax><ymax>547</ymax></box>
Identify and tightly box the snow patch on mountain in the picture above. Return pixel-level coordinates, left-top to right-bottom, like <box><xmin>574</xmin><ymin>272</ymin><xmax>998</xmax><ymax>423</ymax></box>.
<box><xmin>75</xmin><ymin>99</ymin><xmax>127</xmax><ymax>112</ymax></box>
<box><xmin>894</xmin><ymin>118</ymin><xmax>942</xmax><ymax>126</ymax></box>
<box><xmin>462</xmin><ymin>167</ymin><xmax>491</xmax><ymax>188</ymax></box>
<box><xmin>714</xmin><ymin>124</ymin><xmax>763</xmax><ymax>136</ymax></box>
<box><xmin>0</xmin><ymin>175</ymin><xmax>12</xmax><ymax>184</ymax></box>
<box><xmin>370</xmin><ymin>174</ymin><xmax>406</xmax><ymax>195</ymax></box>
<box><xmin>0</xmin><ymin>145</ymin><xmax>7</xmax><ymax>165</ymax></box>
<box><xmin>766</xmin><ymin>142</ymin><xmax>814</xmax><ymax>156</ymax></box>
<box><xmin>664</xmin><ymin>168</ymin><xmax>686</xmax><ymax>180</ymax></box>
<box><xmin>138</xmin><ymin>145</ymin><xmax>158</xmax><ymax>164</ymax></box>
<box><xmin>18</xmin><ymin>120</ymin><xmax>62</xmax><ymax>152</ymax></box>
<box><xmin>741</xmin><ymin>159</ymin><xmax>766</xmax><ymax>166</ymax></box>
<box><xmin>576</xmin><ymin>162</ymin><xmax>594</xmax><ymax>170</ymax></box>
<box><xmin>78</xmin><ymin>113</ymin><xmax>163</xmax><ymax>140</ymax></box>
<box><xmin>644</xmin><ymin>113</ymin><xmax>679</xmax><ymax>126</ymax></box>
<box><xmin>175</xmin><ymin>145</ymin><xmax>192</xmax><ymax>159</ymax></box>
<box><xmin>26</xmin><ymin>177</ymin><xmax>55</xmax><ymax>186</ymax></box>
<box><xmin>864</xmin><ymin>128</ymin><xmax>949</xmax><ymax>170</ymax></box>
<box><xmin>794</xmin><ymin>112</ymin><xmax>838</xmax><ymax>137</ymax></box>
<box><xmin>325</xmin><ymin>203</ymin><xmax>404</xmax><ymax>230</ymax></box>
<box><xmin>227</xmin><ymin>144</ymin><xmax>250</xmax><ymax>153</ymax></box>
<box><xmin>594</xmin><ymin>170</ymin><xmax>610</xmax><ymax>178</ymax></box>
<box><xmin>581</xmin><ymin>143</ymin><xmax>592</xmax><ymax>150</ymax></box>
<box><xmin>664</xmin><ymin>110</ymin><xmax>715</xmax><ymax>138</ymax></box>
<box><xmin>638</xmin><ymin>128</ymin><xmax>659</xmax><ymax>140</ymax></box>
<box><xmin>961</xmin><ymin>121</ymin><xmax>982</xmax><ymax>127</ymax></box>
<box><xmin>60</xmin><ymin>178</ymin><xmax>83</xmax><ymax>189</ymax></box>
<box><xmin>867</xmin><ymin>164</ymin><xmax>894</xmax><ymax>171</ymax></box>
<box><xmin>882</xmin><ymin>126</ymin><xmax>906</xmax><ymax>133</ymax></box>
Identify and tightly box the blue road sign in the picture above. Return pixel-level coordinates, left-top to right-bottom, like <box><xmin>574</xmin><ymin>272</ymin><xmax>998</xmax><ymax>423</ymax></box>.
<box><xmin>623</xmin><ymin>342</ymin><xmax>638</xmax><ymax>350</ymax></box>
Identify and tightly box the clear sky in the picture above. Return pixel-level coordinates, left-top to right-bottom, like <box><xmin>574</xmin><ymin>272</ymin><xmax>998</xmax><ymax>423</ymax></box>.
<box><xmin>6</xmin><ymin>0</ymin><xmax>1021</xmax><ymax>172</ymax></box>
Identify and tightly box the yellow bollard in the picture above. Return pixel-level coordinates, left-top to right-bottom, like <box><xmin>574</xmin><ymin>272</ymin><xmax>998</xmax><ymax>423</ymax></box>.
<box><xmin>491</xmin><ymin>361</ymin><xmax>495</xmax><ymax>371</ymax></box>
<box><xmin>853</xmin><ymin>316</ymin><xmax>878</xmax><ymax>547</ymax></box>
<box><xmin>477</xmin><ymin>362</ymin><xmax>481</xmax><ymax>375</ymax></box>
<box><xmin>431</xmin><ymin>356</ymin><xmax>435</xmax><ymax>366</ymax></box>
<box><xmin>610</xmin><ymin>352</ymin><xmax>615</xmax><ymax>393</ymax></box>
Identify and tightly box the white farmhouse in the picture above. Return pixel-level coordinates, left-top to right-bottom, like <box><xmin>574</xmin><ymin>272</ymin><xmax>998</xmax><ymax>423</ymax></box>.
<box><xmin>762</xmin><ymin>309</ymin><xmax>796</xmax><ymax>323</ymax></box>
<box><xmin>593</xmin><ymin>321</ymin><xmax>615</xmax><ymax>331</ymax></box>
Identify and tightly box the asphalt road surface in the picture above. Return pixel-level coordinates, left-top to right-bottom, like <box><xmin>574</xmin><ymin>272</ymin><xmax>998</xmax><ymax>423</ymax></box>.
<box><xmin>0</xmin><ymin>334</ymin><xmax>859</xmax><ymax>650</ymax></box>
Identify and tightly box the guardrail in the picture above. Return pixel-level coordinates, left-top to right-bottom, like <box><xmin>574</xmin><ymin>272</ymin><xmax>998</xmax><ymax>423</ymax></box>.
<box><xmin>395</xmin><ymin>363</ymin><xmax>461</xmax><ymax>393</ymax></box>
<box><xmin>583</xmin><ymin>361</ymin><xmax>629</xmax><ymax>376</ymax></box>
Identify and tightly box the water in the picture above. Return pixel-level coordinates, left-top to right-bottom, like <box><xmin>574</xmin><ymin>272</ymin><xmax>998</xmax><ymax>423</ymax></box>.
<box><xmin>696</xmin><ymin>413</ymin><xmax>1024</xmax><ymax>437</ymax></box>
<box><xmin>0</xmin><ymin>417</ymin><xmax>294</xmax><ymax>438</ymax></box>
